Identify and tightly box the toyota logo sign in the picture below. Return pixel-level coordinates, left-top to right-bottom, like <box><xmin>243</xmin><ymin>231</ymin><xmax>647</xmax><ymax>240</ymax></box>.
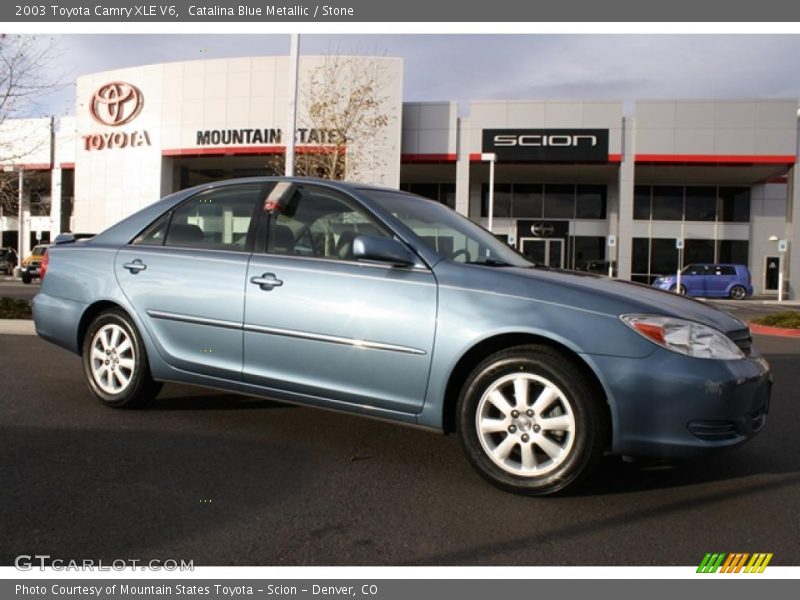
<box><xmin>90</xmin><ymin>82</ymin><xmax>143</xmax><ymax>127</ymax></box>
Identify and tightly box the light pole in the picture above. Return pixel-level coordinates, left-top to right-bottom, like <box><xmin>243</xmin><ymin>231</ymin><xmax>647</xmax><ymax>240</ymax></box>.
<box><xmin>285</xmin><ymin>33</ymin><xmax>300</xmax><ymax>177</ymax></box>
<box><xmin>481</xmin><ymin>152</ymin><xmax>496</xmax><ymax>233</ymax></box>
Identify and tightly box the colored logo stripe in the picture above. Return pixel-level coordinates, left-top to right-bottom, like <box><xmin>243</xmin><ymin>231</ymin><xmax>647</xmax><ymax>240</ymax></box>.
<box><xmin>697</xmin><ymin>553</ymin><xmax>773</xmax><ymax>573</ymax></box>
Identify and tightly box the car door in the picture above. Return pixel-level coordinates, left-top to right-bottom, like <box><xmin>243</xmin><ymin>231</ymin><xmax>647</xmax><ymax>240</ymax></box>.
<box><xmin>709</xmin><ymin>265</ymin><xmax>735</xmax><ymax>296</ymax></box>
<box><xmin>681</xmin><ymin>264</ymin><xmax>705</xmax><ymax>295</ymax></box>
<box><xmin>115</xmin><ymin>183</ymin><xmax>265</xmax><ymax>379</ymax></box>
<box><xmin>242</xmin><ymin>183</ymin><xmax>437</xmax><ymax>415</ymax></box>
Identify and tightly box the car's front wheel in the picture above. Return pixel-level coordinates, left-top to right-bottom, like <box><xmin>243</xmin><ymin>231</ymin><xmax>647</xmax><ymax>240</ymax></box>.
<box><xmin>670</xmin><ymin>284</ymin><xmax>686</xmax><ymax>295</ymax></box>
<box><xmin>457</xmin><ymin>345</ymin><xmax>607</xmax><ymax>496</ymax></box>
<box><xmin>81</xmin><ymin>309</ymin><xmax>162</xmax><ymax>408</ymax></box>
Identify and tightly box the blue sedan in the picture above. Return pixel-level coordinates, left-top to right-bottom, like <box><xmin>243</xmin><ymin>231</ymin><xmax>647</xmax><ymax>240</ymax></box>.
<box><xmin>33</xmin><ymin>178</ymin><xmax>771</xmax><ymax>495</ymax></box>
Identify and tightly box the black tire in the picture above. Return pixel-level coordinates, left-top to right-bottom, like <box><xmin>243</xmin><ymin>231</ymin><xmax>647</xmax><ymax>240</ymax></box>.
<box><xmin>21</xmin><ymin>272</ymin><xmax>32</xmax><ymax>284</ymax></box>
<box><xmin>457</xmin><ymin>345</ymin><xmax>608</xmax><ymax>496</ymax></box>
<box><xmin>81</xmin><ymin>308</ymin><xmax>162</xmax><ymax>408</ymax></box>
<box><xmin>729</xmin><ymin>285</ymin><xmax>747</xmax><ymax>301</ymax></box>
<box><xmin>670</xmin><ymin>284</ymin><xmax>686</xmax><ymax>295</ymax></box>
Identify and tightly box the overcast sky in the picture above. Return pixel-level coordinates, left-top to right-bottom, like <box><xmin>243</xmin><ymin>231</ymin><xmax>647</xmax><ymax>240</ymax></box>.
<box><xmin>30</xmin><ymin>34</ymin><xmax>800</xmax><ymax>118</ymax></box>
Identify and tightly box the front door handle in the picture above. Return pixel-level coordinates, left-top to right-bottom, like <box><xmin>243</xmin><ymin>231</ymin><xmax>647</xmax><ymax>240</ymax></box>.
<box><xmin>122</xmin><ymin>259</ymin><xmax>147</xmax><ymax>273</ymax></box>
<box><xmin>250</xmin><ymin>273</ymin><xmax>283</xmax><ymax>290</ymax></box>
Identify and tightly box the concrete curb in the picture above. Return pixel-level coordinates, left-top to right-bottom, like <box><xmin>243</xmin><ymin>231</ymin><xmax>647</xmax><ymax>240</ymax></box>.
<box><xmin>0</xmin><ymin>319</ymin><xmax>35</xmax><ymax>335</ymax></box>
<box><xmin>749</xmin><ymin>322</ymin><xmax>800</xmax><ymax>338</ymax></box>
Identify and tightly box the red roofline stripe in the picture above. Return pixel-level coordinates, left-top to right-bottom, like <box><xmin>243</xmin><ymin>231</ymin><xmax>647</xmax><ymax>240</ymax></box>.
<box><xmin>635</xmin><ymin>154</ymin><xmax>796</xmax><ymax>165</ymax></box>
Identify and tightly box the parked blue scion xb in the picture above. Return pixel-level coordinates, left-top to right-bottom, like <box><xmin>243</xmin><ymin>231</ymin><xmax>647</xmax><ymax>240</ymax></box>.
<box><xmin>32</xmin><ymin>178</ymin><xmax>771</xmax><ymax>495</ymax></box>
<box><xmin>652</xmin><ymin>264</ymin><xmax>754</xmax><ymax>300</ymax></box>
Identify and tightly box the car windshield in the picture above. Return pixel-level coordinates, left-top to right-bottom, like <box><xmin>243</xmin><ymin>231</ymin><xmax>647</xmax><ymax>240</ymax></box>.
<box><xmin>363</xmin><ymin>189</ymin><xmax>532</xmax><ymax>267</ymax></box>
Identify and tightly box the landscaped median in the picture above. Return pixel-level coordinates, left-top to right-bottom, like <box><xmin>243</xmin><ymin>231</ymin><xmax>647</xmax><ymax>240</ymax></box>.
<box><xmin>749</xmin><ymin>311</ymin><xmax>800</xmax><ymax>338</ymax></box>
<box><xmin>0</xmin><ymin>297</ymin><xmax>32</xmax><ymax>320</ymax></box>
<box><xmin>0</xmin><ymin>297</ymin><xmax>35</xmax><ymax>335</ymax></box>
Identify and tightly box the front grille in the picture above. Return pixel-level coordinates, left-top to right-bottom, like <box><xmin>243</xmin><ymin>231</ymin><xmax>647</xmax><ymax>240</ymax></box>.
<box><xmin>726</xmin><ymin>328</ymin><xmax>752</xmax><ymax>356</ymax></box>
<box><xmin>688</xmin><ymin>420</ymin><xmax>740</xmax><ymax>441</ymax></box>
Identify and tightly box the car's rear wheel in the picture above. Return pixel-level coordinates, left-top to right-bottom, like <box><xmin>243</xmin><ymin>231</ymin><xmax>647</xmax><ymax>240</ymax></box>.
<box><xmin>81</xmin><ymin>309</ymin><xmax>162</xmax><ymax>408</ymax></box>
<box><xmin>457</xmin><ymin>345</ymin><xmax>607</xmax><ymax>496</ymax></box>
<box><xmin>729</xmin><ymin>285</ymin><xmax>747</xmax><ymax>300</ymax></box>
<box><xmin>670</xmin><ymin>284</ymin><xmax>686</xmax><ymax>295</ymax></box>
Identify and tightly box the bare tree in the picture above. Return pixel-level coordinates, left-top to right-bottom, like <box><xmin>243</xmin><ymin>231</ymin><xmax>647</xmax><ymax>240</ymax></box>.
<box><xmin>0</xmin><ymin>35</ymin><xmax>62</xmax><ymax>216</ymax></box>
<box><xmin>268</xmin><ymin>54</ymin><xmax>394</xmax><ymax>182</ymax></box>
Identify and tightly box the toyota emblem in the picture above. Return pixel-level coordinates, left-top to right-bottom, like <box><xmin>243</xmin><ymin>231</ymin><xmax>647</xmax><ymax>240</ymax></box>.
<box><xmin>90</xmin><ymin>81</ymin><xmax>143</xmax><ymax>127</ymax></box>
<box><xmin>531</xmin><ymin>222</ymin><xmax>555</xmax><ymax>237</ymax></box>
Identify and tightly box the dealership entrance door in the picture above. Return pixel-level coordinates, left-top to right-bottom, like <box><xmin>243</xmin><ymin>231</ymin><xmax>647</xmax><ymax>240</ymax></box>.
<box><xmin>520</xmin><ymin>238</ymin><xmax>565</xmax><ymax>268</ymax></box>
<box><xmin>764</xmin><ymin>256</ymin><xmax>780</xmax><ymax>292</ymax></box>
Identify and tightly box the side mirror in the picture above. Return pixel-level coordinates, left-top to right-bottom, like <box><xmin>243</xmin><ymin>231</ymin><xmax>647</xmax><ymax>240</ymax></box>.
<box><xmin>353</xmin><ymin>235</ymin><xmax>417</xmax><ymax>267</ymax></box>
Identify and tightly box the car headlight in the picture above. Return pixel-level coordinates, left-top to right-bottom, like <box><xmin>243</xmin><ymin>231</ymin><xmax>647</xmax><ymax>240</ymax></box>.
<box><xmin>620</xmin><ymin>315</ymin><xmax>744</xmax><ymax>360</ymax></box>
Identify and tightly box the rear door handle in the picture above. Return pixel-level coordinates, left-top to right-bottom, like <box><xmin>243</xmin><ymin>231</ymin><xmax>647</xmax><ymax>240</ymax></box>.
<box><xmin>250</xmin><ymin>273</ymin><xmax>283</xmax><ymax>290</ymax></box>
<box><xmin>122</xmin><ymin>260</ymin><xmax>147</xmax><ymax>273</ymax></box>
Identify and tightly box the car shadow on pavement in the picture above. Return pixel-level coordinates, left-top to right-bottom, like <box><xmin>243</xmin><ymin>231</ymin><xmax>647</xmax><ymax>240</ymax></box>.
<box><xmin>147</xmin><ymin>390</ymin><xmax>295</xmax><ymax>412</ymax></box>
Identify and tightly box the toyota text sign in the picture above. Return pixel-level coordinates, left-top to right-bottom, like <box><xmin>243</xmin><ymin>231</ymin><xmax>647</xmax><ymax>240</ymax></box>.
<box><xmin>483</xmin><ymin>129</ymin><xmax>609</xmax><ymax>162</ymax></box>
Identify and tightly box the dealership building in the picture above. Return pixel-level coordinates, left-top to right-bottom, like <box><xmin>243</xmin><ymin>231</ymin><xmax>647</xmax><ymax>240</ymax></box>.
<box><xmin>2</xmin><ymin>54</ymin><xmax>799</xmax><ymax>298</ymax></box>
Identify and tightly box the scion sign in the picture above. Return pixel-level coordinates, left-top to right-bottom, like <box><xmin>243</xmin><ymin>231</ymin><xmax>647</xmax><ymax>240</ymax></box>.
<box><xmin>483</xmin><ymin>129</ymin><xmax>609</xmax><ymax>162</ymax></box>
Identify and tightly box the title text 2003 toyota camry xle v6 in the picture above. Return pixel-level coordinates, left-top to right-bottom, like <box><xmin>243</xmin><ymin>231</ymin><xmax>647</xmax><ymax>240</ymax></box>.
<box><xmin>33</xmin><ymin>178</ymin><xmax>772</xmax><ymax>495</ymax></box>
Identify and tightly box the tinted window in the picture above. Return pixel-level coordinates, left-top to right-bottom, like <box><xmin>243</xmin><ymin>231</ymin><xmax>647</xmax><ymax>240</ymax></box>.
<box><xmin>719</xmin><ymin>187</ymin><xmax>750</xmax><ymax>222</ymax></box>
<box><xmin>651</xmin><ymin>186</ymin><xmax>683</xmax><ymax>221</ymax></box>
<box><xmin>267</xmin><ymin>185</ymin><xmax>389</xmax><ymax>261</ymax></box>
<box><xmin>165</xmin><ymin>185</ymin><xmax>262</xmax><ymax>251</ymax></box>
<box><xmin>718</xmin><ymin>240</ymin><xmax>749</xmax><ymax>264</ymax></box>
<box><xmin>481</xmin><ymin>183</ymin><xmax>512</xmax><ymax>218</ymax></box>
<box><xmin>650</xmin><ymin>238</ymin><xmax>679</xmax><ymax>274</ymax></box>
<box><xmin>685</xmin><ymin>187</ymin><xmax>716</xmax><ymax>221</ymax></box>
<box><xmin>513</xmin><ymin>184</ymin><xmax>543</xmax><ymax>218</ymax></box>
<box><xmin>633</xmin><ymin>185</ymin><xmax>651</xmax><ymax>220</ymax></box>
<box><xmin>576</xmin><ymin>185</ymin><xmax>607</xmax><ymax>219</ymax></box>
<box><xmin>631</xmin><ymin>237</ymin><xmax>650</xmax><ymax>275</ymax></box>
<box><xmin>684</xmin><ymin>239</ymin><xmax>715</xmax><ymax>265</ymax></box>
<box><xmin>718</xmin><ymin>266</ymin><xmax>737</xmax><ymax>276</ymax></box>
<box><xmin>132</xmin><ymin>213</ymin><xmax>170</xmax><ymax>246</ymax></box>
<box><xmin>543</xmin><ymin>184</ymin><xmax>575</xmax><ymax>219</ymax></box>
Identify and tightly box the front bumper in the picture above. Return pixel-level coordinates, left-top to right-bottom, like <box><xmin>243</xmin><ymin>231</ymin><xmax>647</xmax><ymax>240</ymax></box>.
<box><xmin>591</xmin><ymin>347</ymin><xmax>771</xmax><ymax>458</ymax></box>
<box><xmin>651</xmin><ymin>280</ymin><xmax>673</xmax><ymax>291</ymax></box>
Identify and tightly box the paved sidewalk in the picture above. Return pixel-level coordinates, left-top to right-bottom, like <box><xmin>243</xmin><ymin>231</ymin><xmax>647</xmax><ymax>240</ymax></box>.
<box><xmin>0</xmin><ymin>319</ymin><xmax>35</xmax><ymax>335</ymax></box>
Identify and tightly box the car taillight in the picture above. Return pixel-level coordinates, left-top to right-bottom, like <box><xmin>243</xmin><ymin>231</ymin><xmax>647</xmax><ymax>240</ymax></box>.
<box><xmin>40</xmin><ymin>251</ymin><xmax>49</xmax><ymax>281</ymax></box>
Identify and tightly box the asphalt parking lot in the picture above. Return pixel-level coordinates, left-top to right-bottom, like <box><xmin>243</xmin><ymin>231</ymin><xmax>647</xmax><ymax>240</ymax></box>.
<box><xmin>1</xmin><ymin>330</ymin><xmax>798</xmax><ymax>567</ymax></box>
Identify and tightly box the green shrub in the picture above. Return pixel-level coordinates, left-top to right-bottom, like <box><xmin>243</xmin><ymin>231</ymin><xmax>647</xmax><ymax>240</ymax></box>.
<box><xmin>0</xmin><ymin>297</ymin><xmax>33</xmax><ymax>319</ymax></box>
<box><xmin>752</xmin><ymin>311</ymin><xmax>800</xmax><ymax>329</ymax></box>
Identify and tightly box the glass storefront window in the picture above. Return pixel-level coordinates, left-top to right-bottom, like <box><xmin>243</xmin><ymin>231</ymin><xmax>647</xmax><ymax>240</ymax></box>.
<box><xmin>633</xmin><ymin>185</ymin><xmax>651</xmax><ymax>220</ymax></box>
<box><xmin>718</xmin><ymin>240</ymin><xmax>749</xmax><ymax>264</ymax></box>
<box><xmin>513</xmin><ymin>184</ymin><xmax>544</xmax><ymax>218</ymax></box>
<box><xmin>576</xmin><ymin>185</ymin><xmax>607</xmax><ymax>219</ymax></box>
<box><xmin>650</xmin><ymin>238</ymin><xmax>680</xmax><ymax>275</ymax></box>
<box><xmin>684</xmin><ymin>239</ymin><xmax>715</xmax><ymax>265</ymax></box>
<box><xmin>572</xmin><ymin>236</ymin><xmax>606</xmax><ymax>270</ymax></box>
<box><xmin>631</xmin><ymin>237</ymin><xmax>650</xmax><ymax>276</ymax></box>
<box><xmin>651</xmin><ymin>186</ymin><xmax>683</xmax><ymax>221</ymax></box>
<box><xmin>684</xmin><ymin>187</ymin><xmax>716</xmax><ymax>221</ymax></box>
<box><xmin>719</xmin><ymin>187</ymin><xmax>751</xmax><ymax>222</ymax></box>
<box><xmin>543</xmin><ymin>184</ymin><xmax>575</xmax><ymax>219</ymax></box>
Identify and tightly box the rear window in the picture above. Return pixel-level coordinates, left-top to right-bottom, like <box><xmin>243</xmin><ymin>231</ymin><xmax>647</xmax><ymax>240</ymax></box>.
<box><xmin>718</xmin><ymin>266</ymin><xmax>737</xmax><ymax>276</ymax></box>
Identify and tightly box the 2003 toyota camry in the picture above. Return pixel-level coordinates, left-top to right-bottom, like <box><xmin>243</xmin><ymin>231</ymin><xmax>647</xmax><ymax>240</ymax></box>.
<box><xmin>33</xmin><ymin>178</ymin><xmax>771</xmax><ymax>495</ymax></box>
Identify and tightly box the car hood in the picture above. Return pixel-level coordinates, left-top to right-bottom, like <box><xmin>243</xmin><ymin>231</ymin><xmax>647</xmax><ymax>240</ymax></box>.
<box><xmin>440</xmin><ymin>263</ymin><xmax>747</xmax><ymax>334</ymax></box>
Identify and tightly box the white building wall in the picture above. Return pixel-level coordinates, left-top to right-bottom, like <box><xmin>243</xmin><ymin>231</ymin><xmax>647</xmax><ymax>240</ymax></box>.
<box><xmin>74</xmin><ymin>56</ymin><xmax>403</xmax><ymax>232</ymax></box>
